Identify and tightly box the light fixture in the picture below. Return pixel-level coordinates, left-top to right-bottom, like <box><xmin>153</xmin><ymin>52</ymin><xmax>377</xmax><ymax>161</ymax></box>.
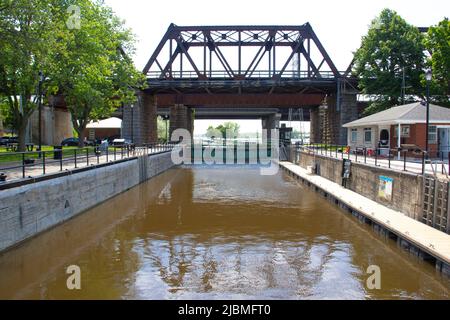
<box><xmin>425</xmin><ymin>69</ymin><xmax>432</xmax><ymax>82</ymax></box>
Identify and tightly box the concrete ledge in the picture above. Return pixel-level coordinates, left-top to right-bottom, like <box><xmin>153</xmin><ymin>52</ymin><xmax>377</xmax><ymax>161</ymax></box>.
<box><xmin>295</xmin><ymin>150</ymin><xmax>424</xmax><ymax>220</ymax></box>
<box><xmin>280</xmin><ymin>161</ymin><xmax>450</xmax><ymax>277</ymax></box>
<box><xmin>0</xmin><ymin>152</ymin><xmax>175</xmax><ymax>253</ymax></box>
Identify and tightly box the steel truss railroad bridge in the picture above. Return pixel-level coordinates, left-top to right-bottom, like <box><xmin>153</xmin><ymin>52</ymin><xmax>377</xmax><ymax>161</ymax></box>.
<box><xmin>122</xmin><ymin>23</ymin><xmax>359</xmax><ymax>145</ymax></box>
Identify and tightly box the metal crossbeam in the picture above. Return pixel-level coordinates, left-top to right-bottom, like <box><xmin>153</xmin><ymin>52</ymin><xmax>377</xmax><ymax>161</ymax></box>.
<box><xmin>143</xmin><ymin>23</ymin><xmax>343</xmax><ymax>81</ymax></box>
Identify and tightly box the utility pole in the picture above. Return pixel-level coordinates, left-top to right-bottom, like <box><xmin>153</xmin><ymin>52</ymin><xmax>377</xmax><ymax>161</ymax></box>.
<box><xmin>38</xmin><ymin>71</ymin><xmax>44</xmax><ymax>156</ymax></box>
<box><xmin>401</xmin><ymin>68</ymin><xmax>406</xmax><ymax>105</ymax></box>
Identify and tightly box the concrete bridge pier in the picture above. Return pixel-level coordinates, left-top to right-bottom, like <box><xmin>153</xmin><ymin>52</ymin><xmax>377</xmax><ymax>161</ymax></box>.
<box><xmin>261</xmin><ymin>113</ymin><xmax>282</xmax><ymax>140</ymax></box>
<box><xmin>309</xmin><ymin>93</ymin><xmax>358</xmax><ymax>145</ymax></box>
<box><xmin>169</xmin><ymin>104</ymin><xmax>195</xmax><ymax>141</ymax></box>
<box><xmin>310</xmin><ymin>108</ymin><xmax>321</xmax><ymax>144</ymax></box>
<box><xmin>122</xmin><ymin>92</ymin><xmax>157</xmax><ymax>146</ymax></box>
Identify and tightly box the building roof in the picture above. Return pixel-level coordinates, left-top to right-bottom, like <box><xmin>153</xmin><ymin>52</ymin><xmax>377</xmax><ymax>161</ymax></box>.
<box><xmin>343</xmin><ymin>102</ymin><xmax>450</xmax><ymax>127</ymax></box>
<box><xmin>86</xmin><ymin>117</ymin><xmax>122</xmax><ymax>129</ymax></box>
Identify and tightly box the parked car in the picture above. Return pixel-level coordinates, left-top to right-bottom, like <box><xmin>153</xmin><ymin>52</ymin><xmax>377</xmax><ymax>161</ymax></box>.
<box><xmin>112</xmin><ymin>138</ymin><xmax>133</xmax><ymax>147</ymax></box>
<box><xmin>0</xmin><ymin>137</ymin><xmax>9</xmax><ymax>146</ymax></box>
<box><xmin>107</xmin><ymin>135</ymin><xmax>121</xmax><ymax>144</ymax></box>
<box><xmin>0</xmin><ymin>136</ymin><xmax>18</xmax><ymax>146</ymax></box>
<box><xmin>61</xmin><ymin>138</ymin><xmax>95</xmax><ymax>147</ymax></box>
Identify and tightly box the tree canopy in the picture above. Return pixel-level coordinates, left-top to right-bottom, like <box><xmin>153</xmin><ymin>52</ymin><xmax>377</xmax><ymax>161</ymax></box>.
<box><xmin>206</xmin><ymin>122</ymin><xmax>240</xmax><ymax>139</ymax></box>
<box><xmin>49</xmin><ymin>0</ymin><xmax>145</xmax><ymax>146</ymax></box>
<box><xmin>0</xmin><ymin>0</ymin><xmax>60</xmax><ymax>150</ymax></box>
<box><xmin>0</xmin><ymin>0</ymin><xmax>144</xmax><ymax>149</ymax></box>
<box><xmin>425</xmin><ymin>18</ymin><xmax>450</xmax><ymax>107</ymax></box>
<box><xmin>353</xmin><ymin>9</ymin><xmax>426</xmax><ymax>115</ymax></box>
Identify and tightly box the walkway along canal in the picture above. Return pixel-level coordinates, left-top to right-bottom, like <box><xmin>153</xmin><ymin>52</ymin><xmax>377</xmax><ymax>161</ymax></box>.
<box><xmin>0</xmin><ymin>166</ymin><xmax>449</xmax><ymax>299</ymax></box>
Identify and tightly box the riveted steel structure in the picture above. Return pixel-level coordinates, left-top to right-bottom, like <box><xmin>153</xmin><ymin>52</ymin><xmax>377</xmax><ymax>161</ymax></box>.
<box><xmin>123</xmin><ymin>23</ymin><xmax>359</xmax><ymax>145</ymax></box>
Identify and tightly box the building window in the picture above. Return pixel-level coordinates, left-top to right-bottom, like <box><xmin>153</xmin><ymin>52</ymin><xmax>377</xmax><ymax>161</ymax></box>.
<box><xmin>351</xmin><ymin>129</ymin><xmax>358</xmax><ymax>143</ymax></box>
<box><xmin>364</xmin><ymin>128</ymin><xmax>372</xmax><ymax>143</ymax></box>
<box><xmin>393</xmin><ymin>125</ymin><xmax>410</xmax><ymax>138</ymax></box>
<box><xmin>428</xmin><ymin>126</ymin><xmax>437</xmax><ymax>143</ymax></box>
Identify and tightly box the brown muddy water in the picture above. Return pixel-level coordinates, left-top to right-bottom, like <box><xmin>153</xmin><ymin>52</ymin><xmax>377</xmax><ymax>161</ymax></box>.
<box><xmin>0</xmin><ymin>166</ymin><xmax>449</xmax><ymax>299</ymax></box>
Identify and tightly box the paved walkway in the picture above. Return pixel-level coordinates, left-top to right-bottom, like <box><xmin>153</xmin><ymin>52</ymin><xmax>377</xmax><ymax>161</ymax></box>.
<box><xmin>280</xmin><ymin>161</ymin><xmax>450</xmax><ymax>265</ymax></box>
<box><xmin>0</xmin><ymin>147</ymin><xmax>169</xmax><ymax>183</ymax></box>
<box><xmin>298</xmin><ymin>149</ymin><xmax>450</xmax><ymax>180</ymax></box>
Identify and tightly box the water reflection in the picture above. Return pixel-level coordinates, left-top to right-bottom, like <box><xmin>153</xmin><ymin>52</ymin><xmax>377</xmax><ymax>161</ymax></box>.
<box><xmin>0</xmin><ymin>166</ymin><xmax>448</xmax><ymax>299</ymax></box>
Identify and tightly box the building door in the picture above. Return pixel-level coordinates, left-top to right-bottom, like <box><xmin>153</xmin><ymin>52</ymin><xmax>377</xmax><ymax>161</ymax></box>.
<box><xmin>438</xmin><ymin>128</ymin><xmax>450</xmax><ymax>158</ymax></box>
<box><xmin>379</xmin><ymin>129</ymin><xmax>390</xmax><ymax>156</ymax></box>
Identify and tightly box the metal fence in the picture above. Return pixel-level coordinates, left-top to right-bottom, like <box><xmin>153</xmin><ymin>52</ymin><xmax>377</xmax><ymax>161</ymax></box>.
<box><xmin>0</xmin><ymin>143</ymin><xmax>175</xmax><ymax>184</ymax></box>
<box><xmin>147</xmin><ymin>70</ymin><xmax>340</xmax><ymax>79</ymax></box>
<box><xmin>292</xmin><ymin>144</ymin><xmax>450</xmax><ymax>178</ymax></box>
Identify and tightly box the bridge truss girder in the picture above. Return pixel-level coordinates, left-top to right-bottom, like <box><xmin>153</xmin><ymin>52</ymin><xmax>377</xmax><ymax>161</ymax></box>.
<box><xmin>143</xmin><ymin>23</ymin><xmax>341</xmax><ymax>83</ymax></box>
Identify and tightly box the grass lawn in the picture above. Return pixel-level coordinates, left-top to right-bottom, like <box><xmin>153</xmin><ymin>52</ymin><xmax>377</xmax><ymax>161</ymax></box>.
<box><xmin>0</xmin><ymin>146</ymin><xmax>97</xmax><ymax>163</ymax></box>
<box><xmin>305</xmin><ymin>144</ymin><xmax>346</xmax><ymax>151</ymax></box>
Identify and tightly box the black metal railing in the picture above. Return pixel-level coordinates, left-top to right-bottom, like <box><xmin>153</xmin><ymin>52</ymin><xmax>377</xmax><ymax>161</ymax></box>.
<box><xmin>147</xmin><ymin>70</ymin><xmax>343</xmax><ymax>80</ymax></box>
<box><xmin>292</xmin><ymin>143</ymin><xmax>450</xmax><ymax>177</ymax></box>
<box><xmin>0</xmin><ymin>143</ymin><xmax>176</xmax><ymax>184</ymax></box>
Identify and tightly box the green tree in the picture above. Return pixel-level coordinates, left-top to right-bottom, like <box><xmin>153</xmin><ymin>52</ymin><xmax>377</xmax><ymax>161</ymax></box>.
<box><xmin>217</xmin><ymin>122</ymin><xmax>240</xmax><ymax>139</ymax></box>
<box><xmin>425</xmin><ymin>18</ymin><xmax>450</xmax><ymax>107</ymax></box>
<box><xmin>157</xmin><ymin>116</ymin><xmax>169</xmax><ymax>142</ymax></box>
<box><xmin>0</xmin><ymin>0</ymin><xmax>59</xmax><ymax>150</ymax></box>
<box><xmin>353</xmin><ymin>9</ymin><xmax>426</xmax><ymax>115</ymax></box>
<box><xmin>205</xmin><ymin>125</ymin><xmax>221</xmax><ymax>139</ymax></box>
<box><xmin>49</xmin><ymin>0</ymin><xmax>145</xmax><ymax>147</ymax></box>
<box><xmin>205</xmin><ymin>122</ymin><xmax>240</xmax><ymax>139</ymax></box>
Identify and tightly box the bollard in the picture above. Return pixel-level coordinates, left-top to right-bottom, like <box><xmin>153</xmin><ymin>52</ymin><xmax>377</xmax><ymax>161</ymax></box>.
<box><xmin>86</xmin><ymin>148</ymin><xmax>89</xmax><ymax>166</ymax></box>
<box><xmin>385</xmin><ymin>150</ymin><xmax>389</xmax><ymax>167</ymax></box>
<box><xmin>422</xmin><ymin>152</ymin><xmax>425</xmax><ymax>175</ymax></box>
<box><xmin>403</xmin><ymin>151</ymin><xmax>407</xmax><ymax>171</ymax></box>
<box><xmin>448</xmin><ymin>152</ymin><xmax>450</xmax><ymax>174</ymax></box>
<box><xmin>74</xmin><ymin>149</ymin><xmax>77</xmax><ymax>168</ymax></box>
<box><xmin>22</xmin><ymin>153</ymin><xmax>25</xmax><ymax>179</ymax></box>
<box><xmin>43</xmin><ymin>151</ymin><xmax>46</xmax><ymax>175</ymax></box>
<box><xmin>60</xmin><ymin>150</ymin><xmax>63</xmax><ymax>171</ymax></box>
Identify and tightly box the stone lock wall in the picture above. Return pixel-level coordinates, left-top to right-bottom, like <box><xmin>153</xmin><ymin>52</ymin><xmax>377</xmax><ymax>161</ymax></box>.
<box><xmin>295</xmin><ymin>151</ymin><xmax>423</xmax><ymax>220</ymax></box>
<box><xmin>0</xmin><ymin>152</ymin><xmax>175</xmax><ymax>253</ymax></box>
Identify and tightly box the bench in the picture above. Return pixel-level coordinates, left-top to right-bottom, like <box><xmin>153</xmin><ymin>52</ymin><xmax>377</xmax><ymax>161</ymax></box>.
<box><xmin>5</xmin><ymin>143</ymin><xmax>18</xmax><ymax>152</ymax></box>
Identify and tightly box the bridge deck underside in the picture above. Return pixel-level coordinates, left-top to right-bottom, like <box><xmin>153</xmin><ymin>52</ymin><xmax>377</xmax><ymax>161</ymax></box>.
<box><xmin>144</xmin><ymin>78</ymin><xmax>346</xmax><ymax>108</ymax></box>
<box><xmin>157</xmin><ymin>107</ymin><xmax>311</xmax><ymax>121</ymax></box>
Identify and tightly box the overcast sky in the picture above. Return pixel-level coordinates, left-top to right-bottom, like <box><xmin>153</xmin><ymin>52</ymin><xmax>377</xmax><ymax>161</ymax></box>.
<box><xmin>103</xmin><ymin>0</ymin><xmax>449</xmax><ymax>134</ymax></box>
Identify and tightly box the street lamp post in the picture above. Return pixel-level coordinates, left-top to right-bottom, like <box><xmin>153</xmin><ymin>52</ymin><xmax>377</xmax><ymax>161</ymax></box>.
<box><xmin>38</xmin><ymin>71</ymin><xmax>44</xmax><ymax>157</ymax></box>
<box><xmin>130</xmin><ymin>104</ymin><xmax>134</xmax><ymax>143</ymax></box>
<box><xmin>425</xmin><ymin>69</ymin><xmax>432</xmax><ymax>158</ymax></box>
<box><xmin>163</xmin><ymin>115</ymin><xmax>169</xmax><ymax>142</ymax></box>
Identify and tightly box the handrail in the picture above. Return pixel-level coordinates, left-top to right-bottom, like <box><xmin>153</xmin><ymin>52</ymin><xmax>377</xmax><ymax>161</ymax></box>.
<box><xmin>146</xmin><ymin>69</ymin><xmax>349</xmax><ymax>79</ymax></box>
<box><xmin>0</xmin><ymin>143</ymin><xmax>175</xmax><ymax>184</ymax></box>
<box><xmin>295</xmin><ymin>143</ymin><xmax>448</xmax><ymax>177</ymax></box>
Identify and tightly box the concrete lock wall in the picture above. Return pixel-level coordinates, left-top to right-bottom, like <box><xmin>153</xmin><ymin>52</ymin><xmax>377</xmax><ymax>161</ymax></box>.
<box><xmin>295</xmin><ymin>151</ymin><xmax>423</xmax><ymax>220</ymax></box>
<box><xmin>0</xmin><ymin>152</ymin><xmax>175</xmax><ymax>253</ymax></box>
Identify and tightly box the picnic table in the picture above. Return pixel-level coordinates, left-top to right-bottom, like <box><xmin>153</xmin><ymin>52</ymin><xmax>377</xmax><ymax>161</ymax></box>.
<box><xmin>6</xmin><ymin>143</ymin><xmax>18</xmax><ymax>152</ymax></box>
<box><xmin>5</xmin><ymin>143</ymin><xmax>34</xmax><ymax>152</ymax></box>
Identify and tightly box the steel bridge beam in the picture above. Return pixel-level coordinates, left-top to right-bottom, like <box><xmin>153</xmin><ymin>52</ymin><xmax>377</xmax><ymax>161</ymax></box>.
<box><xmin>153</xmin><ymin>93</ymin><xmax>325</xmax><ymax>108</ymax></box>
<box><xmin>143</xmin><ymin>23</ymin><xmax>343</xmax><ymax>82</ymax></box>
